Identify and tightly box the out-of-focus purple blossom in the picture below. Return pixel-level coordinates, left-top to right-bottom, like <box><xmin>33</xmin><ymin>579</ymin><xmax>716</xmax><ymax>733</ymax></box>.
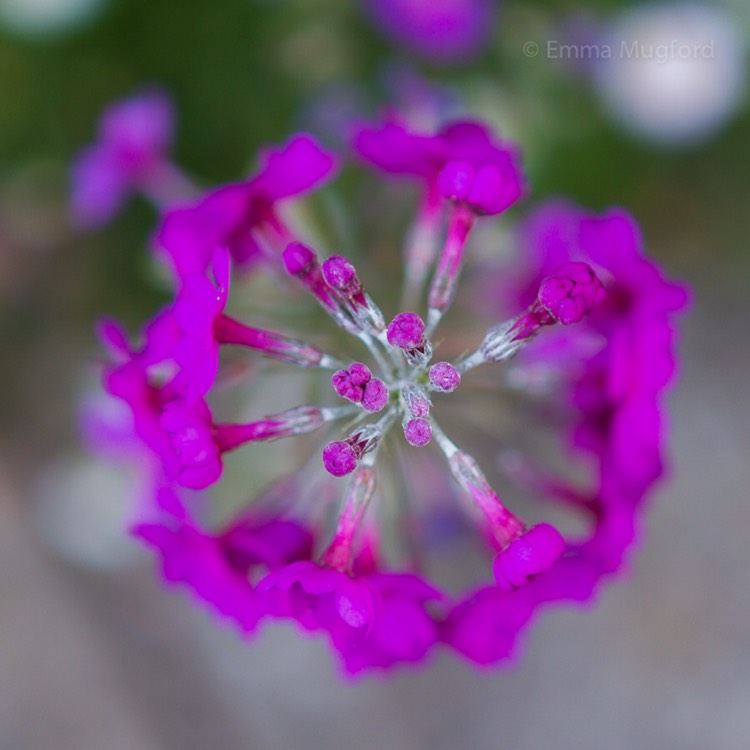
<box><xmin>71</xmin><ymin>89</ymin><xmax>190</xmax><ymax>229</ymax></box>
<box><xmin>362</xmin><ymin>0</ymin><xmax>497</xmax><ymax>64</ymax></box>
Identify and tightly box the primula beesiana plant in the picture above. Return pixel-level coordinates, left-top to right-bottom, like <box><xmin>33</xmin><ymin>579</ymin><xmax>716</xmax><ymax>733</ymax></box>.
<box><xmin>76</xmin><ymin>91</ymin><xmax>688</xmax><ymax>674</ymax></box>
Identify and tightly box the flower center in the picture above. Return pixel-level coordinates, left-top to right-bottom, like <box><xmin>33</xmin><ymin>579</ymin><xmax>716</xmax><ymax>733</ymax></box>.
<box><xmin>322</xmin><ymin>309</ymin><xmax>464</xmax><ymax>477</ymax></box>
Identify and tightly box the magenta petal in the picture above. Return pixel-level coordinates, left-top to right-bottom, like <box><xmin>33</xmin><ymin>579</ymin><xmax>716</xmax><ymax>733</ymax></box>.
<box><xmin>133</xmin><ymin>520</ymin><xmax>268</xmax><ymax>635</ymax></box>
<box><xmin>437</xmin><ymin>159</ymin><xmax>475</xmax><ymax>200</ymax></box>
<box><xmin>440</xmin><ymin>587</ymin><xmax>535</xmax><ymax>666</ymax></box>
<box><xmin>335</xmin><ymin>578</ymin><xmax>376</xmax><ymax>628</ymax></box>
<box><xmin>157</xmin><ymin>135</ymin><xmax>336</xmax><ymax>279</ymax></box>
<box><xmin>253</xmin><ymin>134</ymin><xmax>339</xmax><ymax>199</ymax></box>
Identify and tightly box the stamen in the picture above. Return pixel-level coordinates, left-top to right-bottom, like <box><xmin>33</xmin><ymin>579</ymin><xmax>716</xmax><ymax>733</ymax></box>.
<box><xmin>404</xmin><ymin>418</ymin><xmax>432</xmax><ymax>447</ymax></box>
<box><xmin>386</xmin><ymin>312</ymin><xmax>432</xmax><ymax>365</ymax></box>
<box><xmin>428</xmin><ymin>361</ymin><xmax>461</xmax><ymax>392</ymax></box>
<box><xmin>322</xmin><ymin>255</ymin><xmax>386</xmax><ymax>333</ymax></box>
<box><xmin>331</xmin><ymin>362</ymin><xmax>389</xmax><ymax>412</ymax></box>
<box><xmin>319</xmin><ymin>455</ymin><xmax>377</xmax><ymax>572</ymax></box>
<box><xmin>215</xmin><ymin>314</ymin><xmax>342</xmax><ymax>369</ymax></box>
<box><xmin>215</xmin><ymin>404</ymin><xmax>354</xmax><ymax>452</ymax></box>
<box><xmin>426</xmin><ymin>203</ymin><xmax>476</xmax><ymax>334</ymax></box>
<box><xmin>322</xmin><ymin>409</ymin><xmax>396</xmax><ymax>477</ymax></box>
<box><xmin>457</xmin><ymin>262</ymin><xmax>604</xmax><ymax>373</ymax></box>
<box><xmin>401</xmin><ymin>189</ymin><xmax>443</xmax><ymax>310</ymax></box>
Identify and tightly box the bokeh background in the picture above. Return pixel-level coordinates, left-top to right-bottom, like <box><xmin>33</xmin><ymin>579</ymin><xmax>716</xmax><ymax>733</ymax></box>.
<box><xmin>1</xmin><ymin>1</ymin><xmax>749</xmax><ymax>748</ymax></box>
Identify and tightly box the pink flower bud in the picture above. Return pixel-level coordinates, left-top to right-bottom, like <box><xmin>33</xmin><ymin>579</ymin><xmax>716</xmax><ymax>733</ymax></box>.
<box><xmin>404</xmin><ymin>418</ymin><xmax>432</xmax><ymax>447</ymax></box>
<box><xmin>386</xmin><ymin>312</ymin><xmax>425</xmax><ymax>350</ymax></box>
<box><xmin>428</xmin><ymin>362</ymin><xmax>461</xmax><ymax>392</ymax></box>
<box><xmin>322</xmin><ymin>255</ymin><xmax>358</xmax><ymax>291</ymax></box>
<box><xmin>493</xmin><ymin>523</ymin><xmax>566</xmax><ymax>590</ymax></box>
<box><xmin>362</xmin><ymin>378</ymin><xmax>389</xmax><ymax>412</ymax></box>
<box><xmin>323</xmin><ymin>441</ymin><xmax>359</xmax><ymax>477</ymax></box>
<box><xmin>282</xmin><ymin>241</ymin><xmax>316</xmax><ymax>276</ymax></box>
<box><xmin>538</xmin><ymin>262</ymin><xmax>603</xmax><ymax>325</ymax></box>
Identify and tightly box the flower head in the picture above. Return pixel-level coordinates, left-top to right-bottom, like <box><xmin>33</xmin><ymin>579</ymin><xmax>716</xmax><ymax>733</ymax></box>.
<box><xmin>92</xmin><ymin>114</ymin><xmax>687</xmax><ymax>674</ymax></box>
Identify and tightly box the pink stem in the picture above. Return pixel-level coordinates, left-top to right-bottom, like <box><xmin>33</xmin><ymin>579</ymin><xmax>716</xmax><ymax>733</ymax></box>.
<box><xmin>428</xmin><ymin>203</ymin><xmax>476</xmax><ymax>316</ymax></box>
<box><xmin>215</xmin><ymin>314</ymin><xmax>329</xmax><ymax>368</ymax></box>
<box><xmin>401</xmin><ymin>187</ymin><xmax>444</xmax><ymax>308</ymax></box>
<box><xmin>319</xmin><ymin>464</ymin><xmax>377</xmax><ymax>572</ymax></box>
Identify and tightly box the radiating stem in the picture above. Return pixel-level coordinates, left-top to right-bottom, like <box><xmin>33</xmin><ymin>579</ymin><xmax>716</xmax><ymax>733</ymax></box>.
<box><xmin>426</xmin><ymin>204</ymin><xmax>476</xmax><ymax>337</ymax></box>
<box><xmin>215</xmin><ymin>404</ymin><xmax>356</xmax><ymax>453</ymax></box>
<box><xmin>400</xmin><ymin>188</ymin><xmax>443</xmax><ymax>310</ymax></box>
<box><xmin>319</xmin><ymin>454</ymin><xmax>378</xmax><ymax>572</ymax></box>
<box><xmin>215</xmin><ymin>314</ymin><xmax>343</xmax><ymax>370</ymax></box>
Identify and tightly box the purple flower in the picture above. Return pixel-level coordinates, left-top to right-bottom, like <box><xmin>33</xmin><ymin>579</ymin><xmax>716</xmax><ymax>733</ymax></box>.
<box><xmin>71</xmin><ymin>89</ymin><xmax>186</xmax><ymax>229</ymax></box>
<box><xmin>362</xmin><ymin>0</ymin><xmax>497</xmax><ymax>64</ymax></box>
<box><xmin>353</xmin><ymin>119</ymin><xmax>523</xmax><ymax>213</ymax></box>
<box><xmin>353</xmin><ymin>118</ymin><xmax>524</xmax><ymax>307</ymax></box>
<box><xmin>327</xmin><ymin>573</ymin><xmax>444</xmax><ymax>674</ymax></box>
<box><xmin>158</xmin><ymin>135</ymin><xmax>338</xmax><ymax>278</ymax></box>
<box><xmin>90</xmin><ymin>110</ymin><xmax>687</xmax><ymax>674</ymax></box>
<box><xmin>496</xmin><ymin>201</ymin><xmax>689</xmax><ymax>506</ymax></box>
<box><xmin>258</xmin><ymin>561</ymin><xmax>379</xmax><ymax>630</ymax></box>
<box><xmin>134</xmin><ymin>485</ymin><xmax>314</xmax><ymax>635</ymax></box>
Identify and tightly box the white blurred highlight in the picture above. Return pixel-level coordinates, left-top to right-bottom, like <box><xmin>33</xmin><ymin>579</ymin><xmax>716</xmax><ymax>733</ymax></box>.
<box><xmin>592</xmin><ymin>4</ymin><xmax>747</xmax><ymax>146</ymax></box>
<box><xmin>0</xmin><ymin>0</ymin><xmax>108</xmax><ymax>35</ymax></box>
